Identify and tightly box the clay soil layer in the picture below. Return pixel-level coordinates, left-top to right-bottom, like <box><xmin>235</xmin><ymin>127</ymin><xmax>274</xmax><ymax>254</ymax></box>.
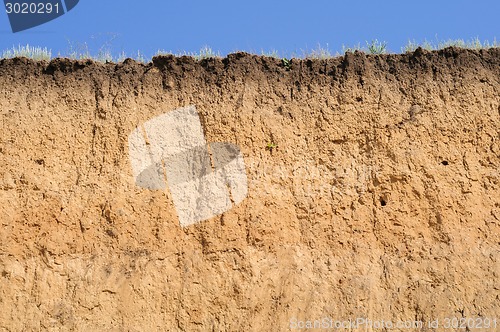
<box><xmin>0</xmin><ymin>48</ymin><xmax>499</xmax><ymax>331</ymax></box>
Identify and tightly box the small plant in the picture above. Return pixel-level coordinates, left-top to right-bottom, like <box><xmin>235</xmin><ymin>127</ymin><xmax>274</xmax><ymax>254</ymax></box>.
<box><xmin>65</xmin><ymin>33</ymin><xmax>118</xmax><ymax>62</ymax></box>
<box><xmin>66</xmin><ymin>40</ymin><xmax>90</xmax><ymax>60</ymax></box>
<box><xmin>341</xmin><ymin>43</ymin><xmax>362</xmax><ymax>54</ymax></box>
<box><xmin>281</xmin><ymin>58</ymin><xmax>291</xmax><ymax>70</ymax></box>
<box><xmin>304</xmin><ymin>43</ymin><xmax>333</xmax><ymax>59</ymax></box>
<box><xmin>196</xmin><ymin>46</ymin><xmax>220</xmax><ymax>60</ymax></box>
<box><xmin>261</xmin><ymin>49</ymin><xmax>281</xmax><ymax>58</ymax></box>
<box><xmin>116</xmin><ymin>51</ymin><xmax>128</xmax><ymax>63</ymax></box>
<box><xmin>135</xmin><ymin>50</ymin><xmax>146</xmax><ymax>63</ymax></box>
<box><xmin>402</xmin><ymin>39</ymin><xmax>433</xmax><ymax>53</ymax></box>
<box><xmin>266</xmin><ymin>142</ymin><xmax>278</xmax><ymax>151</ymax></box>
<box><xmin>366</xmin><ymin>39</ymin><xmax>387</xmax><ymax>54</ymax></box>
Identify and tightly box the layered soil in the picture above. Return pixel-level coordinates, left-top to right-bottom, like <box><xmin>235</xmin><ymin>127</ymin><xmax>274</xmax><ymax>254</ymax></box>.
<box><xmin>0</xmin><ymin>48</ymin><xmax>499</xmax><ymax>331</ymax></box>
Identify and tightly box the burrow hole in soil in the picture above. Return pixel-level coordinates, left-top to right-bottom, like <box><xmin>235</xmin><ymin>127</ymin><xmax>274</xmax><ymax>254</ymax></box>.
<box><xmin>380</xmin><ymin>198</ymin><xmax>387</xmax><ymax>207</ymax></box>
<box><xmin>441</xmin><ymin>160</ymin><xmax>449</xmax><ymax>166</ymax></box>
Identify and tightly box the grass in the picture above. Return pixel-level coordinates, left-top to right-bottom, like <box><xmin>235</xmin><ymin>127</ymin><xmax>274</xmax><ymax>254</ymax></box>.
<box><xmin>301</xmin><ymin>43</ymin><xmax>334</xmax><ymax>59</ymax></box>
<box><xmin>2</xmin><ymin>44</ymin><xmax>51</xmax><ymax>61</ymax></box>
<box><xmin>402</xmin><ymin>37</ymin><xmax>499</xmax><ymax>53</ymax></box>
<box><xmin>1</xmin><ymin>38</ymin><xmax>498</xmax><ymax>63</ymax></box>
<box><xmin>155</xmin><ymin>46</ymin><xmax>221</xmax><ymax>60</ymax></box>
<box><xmin>341</xmin><ymin>43</ymin><xmax>362</xmax><ymax>54</ymax></box>
<box><xmin>260</xmin><ymin>49</ymin><xmax>281</xmax><ymax>58</ymax></box>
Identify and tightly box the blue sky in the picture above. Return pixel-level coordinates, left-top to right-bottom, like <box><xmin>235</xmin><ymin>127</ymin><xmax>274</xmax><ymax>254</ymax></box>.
<box><xmin>0</xmin><ymin>0</ymin><xmax>499</xmax><ymax>59</ymax></box>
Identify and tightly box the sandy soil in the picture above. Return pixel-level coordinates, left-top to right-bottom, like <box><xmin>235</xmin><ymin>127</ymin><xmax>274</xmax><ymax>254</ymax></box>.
<box><xmin>0</xmin><ymin>47</ymin><xmax>499</xmax><ymax>331</ymax></box>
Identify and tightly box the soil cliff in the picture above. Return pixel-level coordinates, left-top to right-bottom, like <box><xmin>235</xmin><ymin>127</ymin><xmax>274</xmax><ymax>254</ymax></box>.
<box><xmin>0</xmin><ymin>48</ymin><xmax>499</xmax><ymax>331</ymax></box>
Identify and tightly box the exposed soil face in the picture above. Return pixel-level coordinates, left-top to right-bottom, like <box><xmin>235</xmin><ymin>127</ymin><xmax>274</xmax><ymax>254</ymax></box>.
<box><xmin>0</xmin><ymin>48</ymin><xmax>499</xmax><ymax>331</ymax></box>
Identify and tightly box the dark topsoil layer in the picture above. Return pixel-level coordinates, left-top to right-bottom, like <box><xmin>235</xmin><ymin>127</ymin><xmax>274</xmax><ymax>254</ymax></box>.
<box><xmin>0</xmin><ymin>47</ymin><xmax>499</xmax><ymax>89</ymax></box>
